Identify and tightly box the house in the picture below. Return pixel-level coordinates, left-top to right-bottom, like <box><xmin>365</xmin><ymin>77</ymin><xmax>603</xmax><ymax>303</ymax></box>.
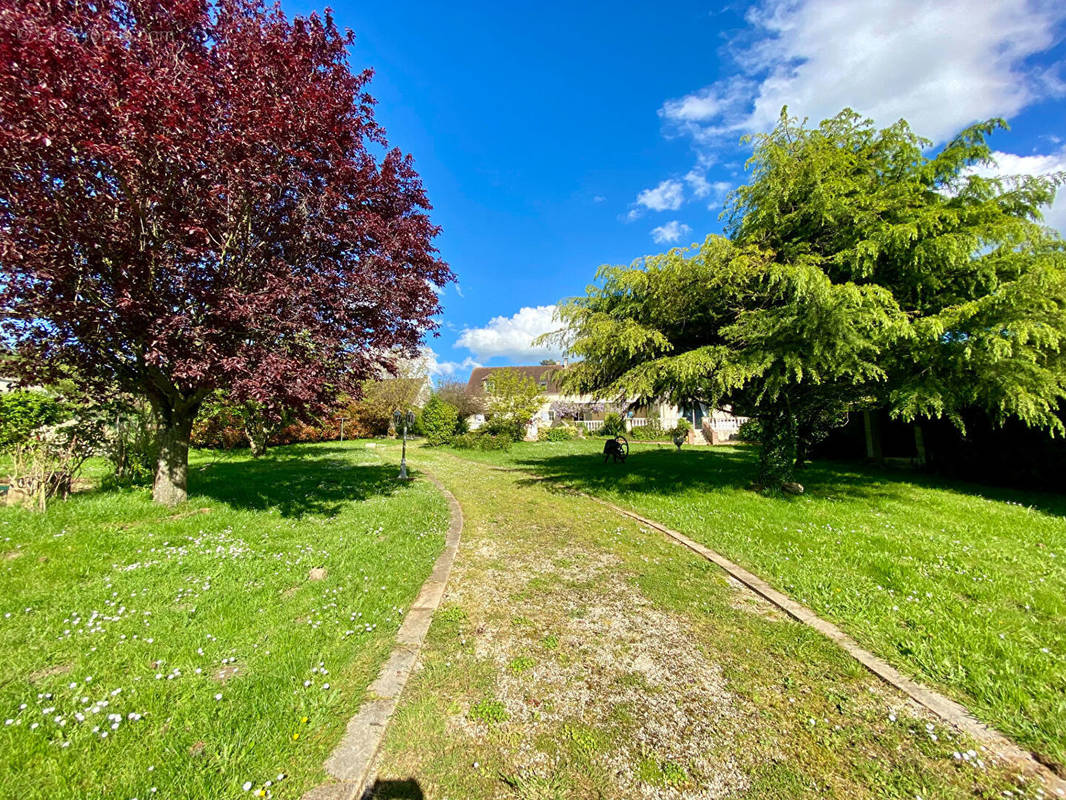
<box><xmin>465</xmin><ymin>365</ymin><xmax>747</xmax><ymax>443</ymax></box>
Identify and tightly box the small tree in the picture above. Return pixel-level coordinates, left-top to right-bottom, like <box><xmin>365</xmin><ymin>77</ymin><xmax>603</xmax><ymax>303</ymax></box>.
<box><xmin>419</xmin><ymin>395</ymin><xmax>459</xmax><ymax>446</ymax></box>
<box><xmin>484</xmin><ymin>369</ymin><xmax>544</xmax><ymax>441</ymax></box>
<box><xmin>435</xmin><ymin>380</ymin><xmax>485</xmax><ymax>421</ymax></box>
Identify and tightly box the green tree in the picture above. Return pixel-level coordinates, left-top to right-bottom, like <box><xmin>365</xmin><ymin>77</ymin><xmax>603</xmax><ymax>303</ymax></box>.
<box><xmin>483</xmin><ymin>369</ymin><xmax>544</xmax><ymax>441</ymax></box>
<box><xmin>419</xmin><ymin>395</ymin><xmax>459</xmax><ymax>446</ymax></box>
<box><xmin>557</xmin><ymin>109</ymin><xmax>1066</xmax><ymax>486</ymax></box>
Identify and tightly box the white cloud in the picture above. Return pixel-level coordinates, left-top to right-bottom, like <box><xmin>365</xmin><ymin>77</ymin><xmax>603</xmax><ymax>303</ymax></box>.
<box><xmin>684</xmin><ymin>170</ymin><xmax>712</xmax><ymax>198</ymax></box>
<box><xmin>420</xmin><ymin>347</ymin><xmax>481</xmax><ymax>383</ymax></box>
<box><xmin>636</xmin><ymin>179</ymin><xmax>684</xmax><ymax>212</ymax></box>
<box><xmin>965</xmin><ymin>149</ymin><xmax>1066</xmax><ymax>232</ymax></box>
<box><xmin>661</xmin><ymin>0</ymin><xmax>1065</xmax><ymax>147</ymax></box>
<box><xmin>456</xmin><ymin>305</ymin><xmax>566</xmax><ymax>363</ymax></box>
<box><xmin>650</xmin><ymin>220</ymin><xmax>693</xmax><ymax>244</ymax></box>
<box><xmin>707</xmin><ymin>181</ymin><xmax>733</xmax><ymax>208</ymax></box>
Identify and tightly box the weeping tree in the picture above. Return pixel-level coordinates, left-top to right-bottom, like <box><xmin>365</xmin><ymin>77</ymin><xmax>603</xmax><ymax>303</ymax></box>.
<box><xmin>0</xmin><ymin>0</ymin><xmax>451</xmax><ymax>503</ymax></box>
<box><xmin>557</xmin><ymin>109</ymin><xmax>1066</xmax><ymax>487</ymax></box>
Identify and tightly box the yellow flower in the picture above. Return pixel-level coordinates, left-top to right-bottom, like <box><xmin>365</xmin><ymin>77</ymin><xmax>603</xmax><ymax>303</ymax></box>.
<box><xmin>301</xmin><ymin>716</ymin><xmax>308</xmax><ymax>724</ymax></box>
<box><xmin>292</xmin><ymin>733</ymin><xmax>300</xmax><ymax>740</ymax></box>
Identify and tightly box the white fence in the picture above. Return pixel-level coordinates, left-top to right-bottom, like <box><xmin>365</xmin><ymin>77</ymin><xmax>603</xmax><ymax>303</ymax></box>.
<box><xmin>576</xmin><ymin>418</ymin><xmax>649</xmax><ymax>433</ymax></box>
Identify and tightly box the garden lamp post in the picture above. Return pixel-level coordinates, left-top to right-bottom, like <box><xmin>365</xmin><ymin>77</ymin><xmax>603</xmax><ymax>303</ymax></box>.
<box><xmin>394</xmin><ymin>409</ymin><xmax>415</xmax><ymax>480</ymax></box>
<box><xmin>337</xmin><ymin>414</ymin><xmax>349</xmax><ymax>442</ymax></box>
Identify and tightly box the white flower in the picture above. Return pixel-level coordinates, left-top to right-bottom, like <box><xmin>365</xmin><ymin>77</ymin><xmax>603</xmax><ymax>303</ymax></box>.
<box><xmin>214</xmin><ymin>694</ymin><xmax>222</xmax><ymax>701</ymax></box>
<box><xmin>242</xmin><ymin>782</ymin><xmax>253</xmax><ymax>791</ymax></box>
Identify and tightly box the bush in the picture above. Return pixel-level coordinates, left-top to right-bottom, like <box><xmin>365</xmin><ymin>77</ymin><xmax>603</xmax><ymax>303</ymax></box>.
<box><xmin>0</xmin><ymin>390</ymin><xmax>66</xmax><ymax>451</ymax></box>
<box><xmin>736</xmin><ymin>419</ymin><xmax>762</xmax><ymax>442</ymax></box>
<box><xmin>452</xmin><ymin>431</ymin><xmax>512</xmax><ymax>451</ymax></box>
<box><xmin>482</xmin><ymin>417</ymin><xmax>527</xmax><ymax>443</ymax></box>
<box><xmin>419</xmin><ymin>396</ymin><xmax>459</xmax><ymax>446</ymax></box>
<box><xmin>539</xmin><ymin>424</ymin><xmax>578</xmax><ymax>442</ymax></box>
<box><xmin>628</xmin><ymin>423</ymin><xmax>666</xmax><ymax>440</ymax></box>
<box><xmin>7</xmin><ymin>413</ymin><xmax>105</xmax><ymax>510</ymax></box>
<box><xmin>601</xmin><ymin>412</ymin><xmax>625</xmax><ymax>437</ymax></box>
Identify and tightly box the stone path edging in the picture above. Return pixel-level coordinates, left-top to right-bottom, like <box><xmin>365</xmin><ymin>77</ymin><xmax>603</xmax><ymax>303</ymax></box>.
<box><xmin>302</xmin><ymin>473</ymin><xmax>464</xmax><ymax>800</ymax></box>
<box><xmin>587</xmin><ymin>495</ymin><xmax>1066</xmax><ymax>795</ymax></box>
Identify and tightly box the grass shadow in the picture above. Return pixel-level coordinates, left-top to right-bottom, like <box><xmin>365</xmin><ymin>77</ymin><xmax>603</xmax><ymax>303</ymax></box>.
<box><xmin>509</xmin><ymin>444</ymin><xmax>1066</xmax><ymax>518</ymax></box>
<box><xmin>189</xmin><ymin>445</ymin><xmax>406</xmax><ymax>519</ymax></box>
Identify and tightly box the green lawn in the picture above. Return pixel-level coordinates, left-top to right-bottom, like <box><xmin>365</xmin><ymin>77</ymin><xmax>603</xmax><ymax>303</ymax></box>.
<box><xmin>442</xmin><ymin>438</ymin><xmax>1066</xmax><ymax>774</ymax></box>
<box><xmin>0</xmin><ymin>442</ymin><xmax>449</xmax><ymax>800</ymax></box>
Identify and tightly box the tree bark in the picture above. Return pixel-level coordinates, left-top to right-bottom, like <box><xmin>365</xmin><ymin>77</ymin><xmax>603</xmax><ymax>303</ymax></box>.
<box><xmin>244</xmin><ymin>413</ymin><xmax>269</xmax><ymax>458</ymax></box>
<box><xmin>151</xmin><ymin>401</ymin><xmax>197</xmax><ymax>506</ymax></box>
<box><xmin>757</xmin><ymin>403</ymin><xmax>799</xmax><ymax>487</ymax></box>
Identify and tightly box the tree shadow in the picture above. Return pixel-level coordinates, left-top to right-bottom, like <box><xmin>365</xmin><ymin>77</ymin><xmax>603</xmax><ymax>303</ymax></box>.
<box><xmin>188</xmin><ymin>445</ymin><xmax>408</xmax><ymax>519</ymax></box>
<box><xmin>510</xmin><ymin>446</ymin><xmax>755</xmax><ymax>498</ymax></box>
<box><xmin>363</xmin><ymin>778</ymin><xmax>424</xmax><ymax>799</ymax></box>
<box><xmin>508</xmin><ymin>444</ymin><xmax>1066</xmax><ymax>519</ymax></box>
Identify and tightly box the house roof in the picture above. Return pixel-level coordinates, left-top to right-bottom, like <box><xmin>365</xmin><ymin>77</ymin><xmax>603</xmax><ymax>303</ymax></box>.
<box><xmin>467</xmin><ymin>365</ymin><xmax>566</xmax><ymax>394</ymax></box>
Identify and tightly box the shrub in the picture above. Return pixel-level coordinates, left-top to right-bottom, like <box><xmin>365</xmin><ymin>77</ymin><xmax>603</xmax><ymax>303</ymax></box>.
<box><xmin>482</xmin><ymin>416</ymin><xmax>527</xmax><ymax>442</ymax></box>
<box><xmin>601</xmin><ymin>412</ymin><xmax>625</xmax><ymax>437</ymax></box>
<box><xmin>736</xmin><ymin>419</ymin><xmax>762</xmax><ymax>442</ymax></box>
<box><xmin>628</xmin><ymin>422</ymin><xmax>666</xmax><ymax>440</ymax></box>
<box><xmin>540</xmin><ymin>424</ymin><xmax>578</xmax><ymax>442</ymax></box>
<box><xmin>419</xmin><ymin>396</ymin><xmax>459</xmax><ymax>446</ymax></box>
<box><xmin>0</xmin><ymin>390</ymin><xmax>66</xmax><ymax>451</ymax></box>
<box><xmin>452</xmin><ymin>431</ymin><xmax>512</xmax><ymax>451</ymax></box>
<box><xmin>8</xmin><ymin>413</ymin><xmax>105</xmax><ymax>510</ymax></box>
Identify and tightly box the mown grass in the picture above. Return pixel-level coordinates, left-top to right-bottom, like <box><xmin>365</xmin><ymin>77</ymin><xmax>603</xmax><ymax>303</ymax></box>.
<box><xmin>0</xmin><ymin>441</ymin><xmax>448</xmax><ymax>800</ymax></box>
<box><xmin>370</xmin><ymin>445</ymin><xmax>1044</xmax><ymax>798</ymax></box>
<box><xmin>441</xmin><ymin>438</ymin><xmax>1066</xmax><ymax>774</ymax></box>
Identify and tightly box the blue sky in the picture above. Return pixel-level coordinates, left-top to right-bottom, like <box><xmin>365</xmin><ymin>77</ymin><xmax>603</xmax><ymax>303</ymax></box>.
<box><xmin>285</xmin><ymin>0</ymin><xmax>1066</xmax><ymax>380</ymax></box>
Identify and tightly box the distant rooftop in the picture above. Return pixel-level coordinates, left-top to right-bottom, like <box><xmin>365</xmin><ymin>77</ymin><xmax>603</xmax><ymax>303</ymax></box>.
<box><xmin>466</xmin><ymin>365</ymin><xmax>566</xmax><ymax>394</ymax></box>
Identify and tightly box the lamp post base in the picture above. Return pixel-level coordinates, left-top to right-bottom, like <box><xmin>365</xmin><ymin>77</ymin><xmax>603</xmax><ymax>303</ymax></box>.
<box><xmin>397</xmin><ymin>460</ymin><xmax>409</xmax><ymax>480</ymax></box>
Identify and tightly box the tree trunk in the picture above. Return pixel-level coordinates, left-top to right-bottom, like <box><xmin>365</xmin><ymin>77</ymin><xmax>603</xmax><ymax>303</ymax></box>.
<box><xmin>757</xmin><ymin>404</ymin><xmax>799</xmax><ymax>487</ymax></box>
<box><xmin>152</xmin><ymin>404</ymin><xmax>196</xmax><ymax>506</ymax></box>
<box><xmin>863</xmin><ymin>409</ymin><xmax>883</xmax><ymax>463</ymax></box>
<box><xmin>244</xmin><ymin>416</ymin><xmax>269</xmax><ymax>458</ymax></box>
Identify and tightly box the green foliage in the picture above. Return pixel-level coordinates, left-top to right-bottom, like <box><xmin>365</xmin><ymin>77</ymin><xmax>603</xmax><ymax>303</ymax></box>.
<box><xmin>736</xmin><ymin>419</ymin><xmax>762</xmax><ymax>442</ymax></box>
<box><xmin>600</xmin><ymin>412</ymin><xmax>625</xmax><ymax>437</ymax></box>
<box><xmin>419</xmin><ymin>395</ymin><xmax>459</xmax><ymax>446</ymax></box>
<box><xmin>103</xmin><ymin>400</ymin><xmax>159</xmax><ymax>486</ymax></box>
<box><xmin>451</xmin><ymin>431</ymin><xmax>512</xmax><ymax>451</ymax></box>
<box><xmin>558</xmin><ymin>108</ymin><xmax>1066</xmax><ymax>485</ymax></box>
<box><xmin>469</xmin><ymin>698</ymin><xmax>508</xmax><ymax>724</ymax></box>
<box><xmin>0</xmin><ymin>390</ymin><xmax>66</xmax><ymax>451</ymax></box>
<box><xmin>507</xmin><ymin>656</ymin><xmax>535</xmax><ymax>674</ymax></box>
<box><xmin>539</xmin><ymin>424</ymin><xmax>579</xmax><ymax>442</ymax></box>
<box><xmin>628</xmin><ymin>415</ymin><xmax>666</xmax><ymax>440</ymax></box>
<box><xmin>484</xmin><ymin>369</ymin><xmax>544</xmax><ymax>442</ymax></box>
